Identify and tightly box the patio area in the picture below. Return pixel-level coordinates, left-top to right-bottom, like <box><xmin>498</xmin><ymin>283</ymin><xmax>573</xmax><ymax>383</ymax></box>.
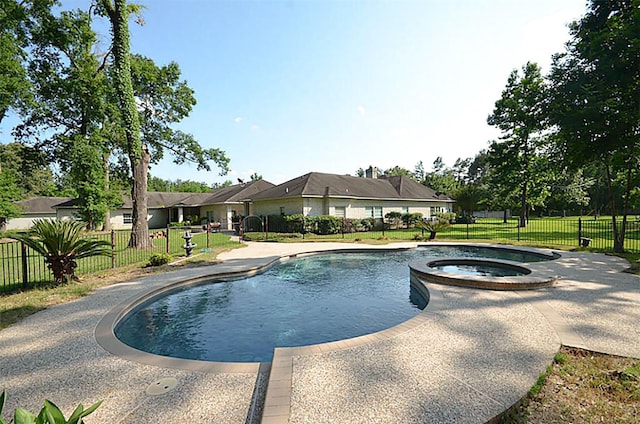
<box><xmin>1</xmin><ymin>242</ymin><xmax>639</xmax><ymax>423</ymax></box>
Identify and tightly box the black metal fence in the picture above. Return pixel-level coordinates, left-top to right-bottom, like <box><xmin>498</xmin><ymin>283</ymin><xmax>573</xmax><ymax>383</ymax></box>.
<box><xmin>0</xmin><ymin>227</ymin><xmax>239</xmax><ymax>294</ymax></box>
<box><xmin>242</xmin><ymin>215</ymin><xmax>640</xmax><ymax>253</ymax></box>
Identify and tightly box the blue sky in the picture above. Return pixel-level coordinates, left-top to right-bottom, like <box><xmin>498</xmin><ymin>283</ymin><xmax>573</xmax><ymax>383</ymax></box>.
<box><xmin>6</xmin><ymin>0</ymin><xmax>589</xmax><ymax>186</ymax></box>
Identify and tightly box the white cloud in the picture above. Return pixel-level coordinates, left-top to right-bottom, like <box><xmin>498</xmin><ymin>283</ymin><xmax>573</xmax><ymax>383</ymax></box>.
<box><xmin>234</xmin><ymin>116</ymin><xmax>244</xmax><ymax>123</ymax></box>
<box><xmin>357</xmin><ymin>105</ymin><xmax>366</xmax><ymax>117</ymax></box>
<box><xmin>250</xmin><ymin>124</ymin><xmax>260</xmax><ymax>130</ymax></box>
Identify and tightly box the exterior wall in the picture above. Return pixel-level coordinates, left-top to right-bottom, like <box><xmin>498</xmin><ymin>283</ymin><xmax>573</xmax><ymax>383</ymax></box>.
<box><xmin>330</xmin><ymin>199</ymin><xmax>453</xmax><ymax>219</ymax></box>
<box><xmin>253</xmin><ymin>198</ymin><xmax>304</xmax><ymax>216</ymax></box>
<box><xmin>253</xmin><ymin>197</ymin><xmax>454</xmax><ymax>219</ymax></box>
<box><xmin>4</xmin><ymin>214</ymin><xmax>57</xmax><ymax>230</ymax></box>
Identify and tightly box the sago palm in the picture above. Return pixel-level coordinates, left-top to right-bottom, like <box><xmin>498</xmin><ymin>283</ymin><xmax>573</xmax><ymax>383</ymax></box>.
<box><xmin>416</xmin><ymin>218</ymin><xmax>450</xmax><ymax>240</ymax></box>
<box><xmin>11</xmin><ymin>219</ymin><xmax>112</xmax><ymax>285</ymax></box>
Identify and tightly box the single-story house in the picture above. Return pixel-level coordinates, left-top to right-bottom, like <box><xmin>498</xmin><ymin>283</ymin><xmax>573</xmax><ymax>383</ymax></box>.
<box><xmin>248</xmin><ymin>171</ymin><xmax>455</xmax><ymax>220</ymax></box>
<box><xmin>3</xmin><ymin>197</ymin><xmax>74</xmax><ymax>231</ymax></box>
<box><xmin>5</xmin><ymin>180</ymin><xmax>275</xmax><ymax>231</ymax></box>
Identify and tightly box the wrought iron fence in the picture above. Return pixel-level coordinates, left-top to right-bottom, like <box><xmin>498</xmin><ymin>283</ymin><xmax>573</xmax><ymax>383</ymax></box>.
<box><xmin>0</xmin><ymin>227</ymin><xmax>239</xmax><ymax>294</ymax></box>
<box><xmin>243</xmin><ymin>215</ymin><xmax>640</xmax><ymax>253</ymax></box>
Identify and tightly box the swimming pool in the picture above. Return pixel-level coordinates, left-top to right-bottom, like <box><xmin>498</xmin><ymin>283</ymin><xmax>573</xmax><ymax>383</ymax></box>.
<box><xmin>113</xmin><ymin>245</ymin><xmax>558</xmax><ymax>363</ymax></box>
<box><xmin>116</xmin><ymin>251</ymin><xmax>427</xmax><ymax>362</ymax></box>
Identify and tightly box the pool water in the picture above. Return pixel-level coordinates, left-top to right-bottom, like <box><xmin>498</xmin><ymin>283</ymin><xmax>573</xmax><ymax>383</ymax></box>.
<box><xmin>116</xmin><ymin>251</ymin><xmax>427</xmax><ymax>362</ymax></box>
<box><xmin>432</xmin><ymin>263</ymin><xmax>527</xmax><ymax>277</ymax></box>
<box><xmin>115</xmin><ymin>245</ymin><xmax>554</xmax><ymax>363</ymax></box>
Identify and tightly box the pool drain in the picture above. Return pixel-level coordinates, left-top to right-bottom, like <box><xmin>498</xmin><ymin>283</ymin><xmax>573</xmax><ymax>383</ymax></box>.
<box><xmin>146</xmin><ymin>377</ymin><xmax>178</xmax><ymax>396</ymax></box>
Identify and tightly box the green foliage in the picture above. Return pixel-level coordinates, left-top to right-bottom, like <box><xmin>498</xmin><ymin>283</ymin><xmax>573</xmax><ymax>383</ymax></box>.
<box><xmin>0</xmin><ymin>389</ymin><xmax>102</xmax><ymax>424</ymax></box>
<box><xmin>435</xmin><ymin>212</ymin><xmax>456</xmax><ymax>223</ymax></box>
<box><xmin>384</xmin><ymin>211</ymin><xmax>403</xmax><ymax>228</ymax></box>
<box><xmin>148</xmin><ymin>176</ymin><xmax>212</xmax><ymax>192</ymax></box>
<box><xmin>415</xmin><ymin>218</ymin><xmax>450</xmax><ymax>239</ymax></box>
<box><xmin>548</xmin><ymin>0</ymin><xmax>640</xmax><ymax>252</ymax></box>
<box><xmin>487</xmin><ymin>62</ymin><xmax>549</xmax><ymax>228</ymax></box>
<box><xmin>10</xmin><ymin>219</ymin><xmax>112</xmax><ymax>285</ymax></box>
<box><xmin>146</xmin><ymin>253</ymin><xmax>171</xmax><ymax>267</ymax></box>
<box><xmin>0</xmin><ymin>167</ymin><xmax>23</xmax><ymax>221</ymax></box>
<box><xmin>401</xmin><ymin>213</ymin><xmax>423</xmax><ymax>227</ymax></box>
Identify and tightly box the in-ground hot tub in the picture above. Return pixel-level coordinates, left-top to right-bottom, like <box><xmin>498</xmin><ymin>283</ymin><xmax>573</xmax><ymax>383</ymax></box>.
<box><xmin>409</xmin><ymin>257</ymin><xmax>557</xmax><ymax>290</ymax></box>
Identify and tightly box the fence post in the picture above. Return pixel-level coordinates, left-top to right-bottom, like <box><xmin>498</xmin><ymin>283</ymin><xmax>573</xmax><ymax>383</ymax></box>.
<box><xmin>466</xmin><ymin>222</ymin><xmax>469</xmax><ymax>239</ymax></box>
<box><xmin>342</xmin><ymin>218</ymin><xmax>345</xmax><ymax>239</ymax></box>
<box><xmin>166</xmin><ymin>225</ymin><xmax>170</xmax><ymax>254</ymax></box>
<box><xmin>206</xmin><ymin>220</ymin><xmax>211</xmax><ymax>249</ymax></box>
<box><xmin>517</xmin><ymin>221</ymin><xmax>521</xmax><ymax>242</ymax></box>
<box><xmin>20</xmin><ymin>242</ymin><xmax>29</xmax><ymax>290</ymax></box>
<box><xmin>111</xmin><ymin>230</ymin><xmax>116</xmax><ymax>268</ymax></box>
<box><xmin>578</xmin><ymin>217</ymin><xmax>582</xmax><ymax>246</ymax></box>
<box><xmin>302</xmin><ymin>216</ymin><xmax>305</xmax><ymax>240</ymax></box>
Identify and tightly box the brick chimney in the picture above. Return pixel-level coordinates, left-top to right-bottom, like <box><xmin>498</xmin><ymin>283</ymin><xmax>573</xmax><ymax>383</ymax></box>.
<box><xmin>365</xmin><ymin>166</ymin><xmax>378</xmax><ymax>179</ymax></box>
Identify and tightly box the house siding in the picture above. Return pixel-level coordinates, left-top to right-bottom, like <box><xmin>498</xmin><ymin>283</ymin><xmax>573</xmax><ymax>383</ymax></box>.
<box><xmin>253</xmin><ymin>197</ymin><xmax>453</xmax><ymax>219</ymax></box>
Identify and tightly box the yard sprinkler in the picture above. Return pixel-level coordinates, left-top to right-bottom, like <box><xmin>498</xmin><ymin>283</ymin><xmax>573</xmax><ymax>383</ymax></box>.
<box><xmin>182</xmin><ymin>231</ymin><xmax>197</xmax><ymax>257</ymax></box>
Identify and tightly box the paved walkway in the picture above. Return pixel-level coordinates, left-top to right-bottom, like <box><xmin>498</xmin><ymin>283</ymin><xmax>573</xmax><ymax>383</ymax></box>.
<box><xmin>0</xmin><ymin>242</ymin><xmax>638</xmax><ymax>423</ymax></box>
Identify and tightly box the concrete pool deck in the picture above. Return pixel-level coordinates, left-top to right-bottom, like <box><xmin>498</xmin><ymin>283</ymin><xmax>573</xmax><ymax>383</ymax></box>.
<box><xmin>1</xmin><ymin>242</ymin><xmax>639</xmax><ymax>423</ymax></box>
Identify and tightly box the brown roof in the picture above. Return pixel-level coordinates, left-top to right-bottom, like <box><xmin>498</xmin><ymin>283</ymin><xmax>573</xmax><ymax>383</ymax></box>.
<box><xmin>249</xmin><ymin>172</ymin><xmax>454</xmax><ymax>202</ymax></box>
<box><xmin>15</xmin><ymin>197</ymin><xmax>74</xmax><ymax>214</ymax></box>
<box><xmin>53</xmin><ymin>180</ymin><xmax>276</xmax><ymax>210</ymax></box>
<box><xmin>203</xmin><ymin>179</ymin><xmax>275</xmax><ymax>204</ymax></box>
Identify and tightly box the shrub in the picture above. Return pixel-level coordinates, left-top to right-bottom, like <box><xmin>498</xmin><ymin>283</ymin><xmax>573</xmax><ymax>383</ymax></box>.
<box><xmin>402</xmin><ymin>212</ymin><xmax>423</xmax><ymax>228</ymax></box>
<box><xmin>169</xmin><ymin>221</ymin><xmax>191</xmax><ymax>227</ymax></box>
<box><xmin>0</xmin><ymin>389</ymin><xmax>102</xmax><ymax>424</ymax></box>
<box><xmin>436</xmin><ymin>212</ymin><xmax>456</xmax><ymax>223</ymax></box>
<box><xmin>385</xmin><ymin>211</ymin><xmax>403</xmax><ymax>229</ymax></box>
<box><xmin>146</xmin><ymin>253</ymin><xmax>171</xmax><ymax>267</ymax></box>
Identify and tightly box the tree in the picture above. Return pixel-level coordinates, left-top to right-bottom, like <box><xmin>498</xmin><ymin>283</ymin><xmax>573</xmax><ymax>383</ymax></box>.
<box><xmin>548</xmin><ymin>0</ymin><xmax>640</xmax><ymax>252</ymax></box>
<box><xmin>0</xmin><ymin>142</ymin><xmax>58</xmax><ymax>197</ymax></box>
<box><xmin>98</xmin><ymin>0</ymin><xmax>151</xmax><ymax>248</ymax></box>
<box><xmin>424</xmin><ymin>157</ymin><xmax>459</xmax><ymax>195</ymax></box>
<box><xmin>98</xmin><ymin>2</ymin><xmax>229</xmax><ymax>247</ymax></box>
<box><xmin>250</xmin><ymin>172</ymin><xmax>263</xmax><ymax>181</ymax></box>
<box><xmin>487</xmin><ymin>62</ymin><xmax>548</xmax><ymax>227</ymax></box>
<box><xmin>10</xmin><ymin>219</ymin><xmax>112</xmax><ymax>285</ymax></box>
<box><xmin>383</xmin><ymin>166</ymin><xmax>413</xmax><ymax>178</ymax></box>
<box><xmin>0</xmin><ymin>167</ymin><xmax>23</xmax><ymax>229</ymax></box>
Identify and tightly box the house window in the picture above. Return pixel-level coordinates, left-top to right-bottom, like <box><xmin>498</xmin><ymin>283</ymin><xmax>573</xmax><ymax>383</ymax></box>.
<box><xmin>334</xmin><ymin>206</ymin><xmax>346</xmax><ymax>218</ymax></box>
<box><xmin>402</xmin><ymin>206</ymin><xmax>409</xmax><ymax>215</ymax></box>
<box><xmin>123</xmin><ymin>213</ymin><xmax>133</xmax><ymax>224</ymax></box>
<box><xmin>365</xmin><ymin>206</ymin><xmax>383</xmax><ymax>219</ymax></box>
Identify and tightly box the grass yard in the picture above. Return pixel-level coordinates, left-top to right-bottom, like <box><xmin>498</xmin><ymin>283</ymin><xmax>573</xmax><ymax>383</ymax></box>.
<box><xmin>504</xmin><ymin>347</ymin><xmax>640</xmax><ymax>423</ymax></box>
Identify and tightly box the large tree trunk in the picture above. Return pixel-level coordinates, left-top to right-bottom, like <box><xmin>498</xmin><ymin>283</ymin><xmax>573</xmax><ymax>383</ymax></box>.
<box><xmin>129</xmin><ymin>145</ymin><xmax>151</xmax><ymax>248</ymax></box>
<box><xmin>102</xmin><ymin>0</ymin><xmax>150</xmax><ymax>248</ymax></box>
<box><xmin>103</xmin><ymin>151</ymin><xmax>111</xmax><ymax>232</ymax></box>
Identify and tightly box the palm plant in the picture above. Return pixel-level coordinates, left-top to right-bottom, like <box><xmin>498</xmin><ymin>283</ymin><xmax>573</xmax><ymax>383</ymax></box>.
<box><xmin>416</xmin><ymin>218</ymin><xmax>450</xmax><ymax>240</ymax></box>
<box><xmin>11</xmin><ymin>219</ymin><xmax>112</xmax><ymax>285</ymax></box>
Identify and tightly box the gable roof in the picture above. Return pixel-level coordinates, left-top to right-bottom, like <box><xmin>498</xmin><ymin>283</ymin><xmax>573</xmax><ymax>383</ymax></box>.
<box><xmin>203</xmin><ymin>179</ymin><xmax>275</xmax><ymax>204</ymax></box>
<box><xmin>15</xmin><ymin>197</ymin><xmax>74</xmax><ymax>214</ymax></box>
<box><xmin>249</xmin><ymin>172</ymin><xmax>454</xmax><ymax>202</ymax></box>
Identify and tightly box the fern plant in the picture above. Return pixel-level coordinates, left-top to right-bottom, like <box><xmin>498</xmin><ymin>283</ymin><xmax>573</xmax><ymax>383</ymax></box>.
<box><xmin>415</xmin><ymin>218</ymin><xmax>450</xmax><ymax>240</ymax></box>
